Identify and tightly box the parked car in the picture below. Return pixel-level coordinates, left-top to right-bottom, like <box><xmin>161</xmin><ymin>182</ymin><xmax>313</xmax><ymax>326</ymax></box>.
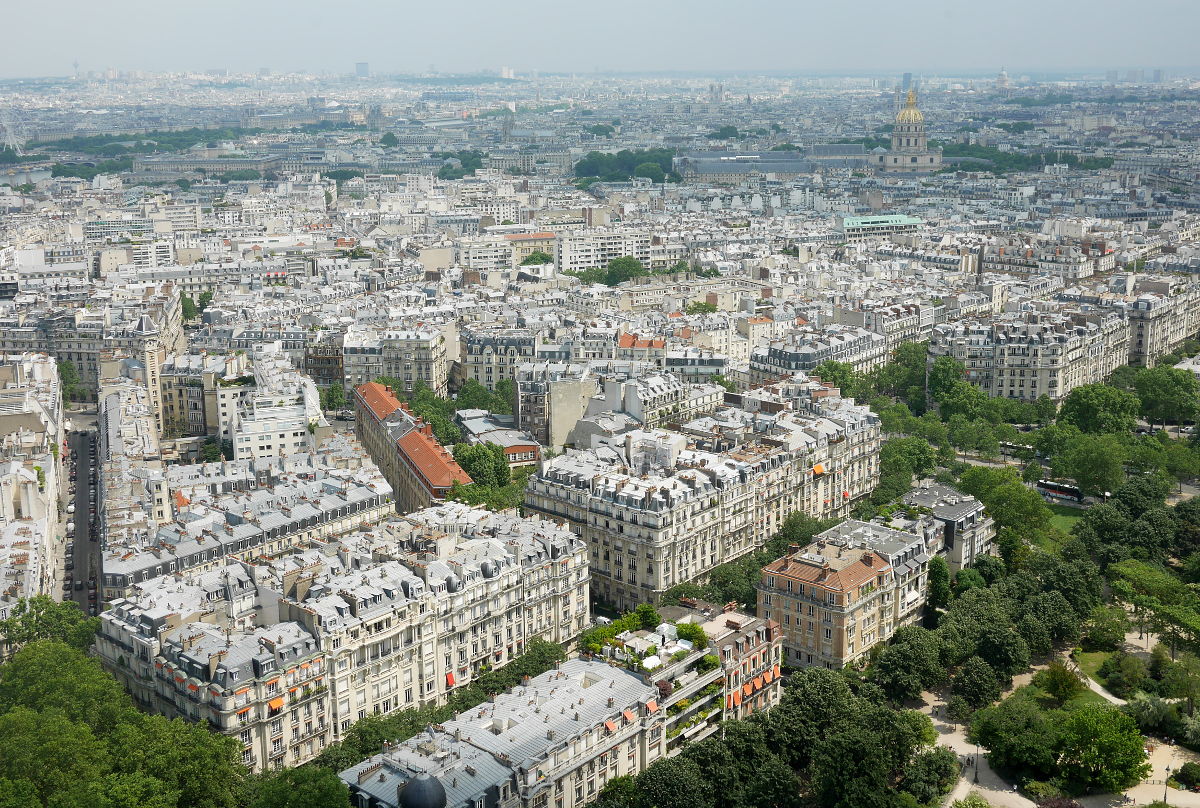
<box><xmin>75</xmin><ymin>581</ymin><xmax>83</xmax><ymax>591</ymax></box>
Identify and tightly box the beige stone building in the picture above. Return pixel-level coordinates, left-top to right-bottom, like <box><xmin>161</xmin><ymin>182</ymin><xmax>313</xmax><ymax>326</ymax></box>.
<box><xmin>758</xmin><ymin>520</ymin><xmax>927</xmax><ymax>670</ymax></box>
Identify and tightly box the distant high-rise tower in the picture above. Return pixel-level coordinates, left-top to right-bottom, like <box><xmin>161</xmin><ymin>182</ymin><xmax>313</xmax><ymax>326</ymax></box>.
<box><xmin>355</xmin><ymin>62</ymin><xmax>369</xmax><ymax>78</ymax></box>
<box><xmin>1106</xmin><ymin>69</ymin><xmax>1119</xmax><ymax>84</ymax></box>
<box><xmin>1153</xmin><ymin>69</ymin><xmax>1165</xmax><ymax>83</ymax></box>
<box><xmin>902</xmin><ymin>72</ymin><xmax>913</xmax><ymax>91</ymax></box>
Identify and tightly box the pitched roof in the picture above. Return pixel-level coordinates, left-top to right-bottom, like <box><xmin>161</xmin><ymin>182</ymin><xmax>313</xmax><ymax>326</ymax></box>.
<box><xmin>396</xmin><ymin>430</ymin><xmax>473</xmax><ymax>491</ymax></box>
<box><xmin>355</xmin><ymin>382</ymin><xmax>402</xmax><ymax>423</ymax></box>
<box><xmin>618</xmin><ymin>333</ymin><xmax>666</xmax><ymax>349</ymax></box>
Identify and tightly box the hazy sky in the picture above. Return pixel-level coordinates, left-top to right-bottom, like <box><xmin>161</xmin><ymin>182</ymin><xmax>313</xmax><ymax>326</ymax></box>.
<box><xmin>2</xmin><ymin>0</ymin><xmax>1197</xmax><ymax>78</ymax></box>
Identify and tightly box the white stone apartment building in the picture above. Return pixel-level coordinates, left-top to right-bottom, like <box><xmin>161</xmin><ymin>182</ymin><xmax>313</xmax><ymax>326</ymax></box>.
<box><xmin>342</xmin><ymin>323</ymin><xmax>452</xmax><ymax>397</ymax></box>
<box><xmin>927</xmin><ymin>310</ymin><xmax>1129</xmax><ymax>402</ymax></box>
<box><xmin>0</xmin><ymin>354</ymin><xmax>66</xmax><ymax>651</ymax></box>
<box><xmin>525</xmin><ymin>389</ymin><xmax>881</xmax><ymax>611</ymax></box>
<box><xmin>95</xmin><ymin>504</ymin><xmax>587</xmax><ymax>772</ymax></box>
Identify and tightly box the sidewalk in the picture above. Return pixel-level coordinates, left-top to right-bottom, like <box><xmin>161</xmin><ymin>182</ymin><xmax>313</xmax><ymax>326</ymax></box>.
<box><xmin>922</xmin><ymin>646</ymin><xmax>1200</xmax><ymax>807</ymax></box>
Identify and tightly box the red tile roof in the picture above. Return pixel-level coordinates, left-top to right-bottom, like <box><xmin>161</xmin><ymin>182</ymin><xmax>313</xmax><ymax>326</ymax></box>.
<box><xmin>617</xmin><ymin>333</ymin><xmax>666</xmax><ymax>349</ymax></box>
<box><xmin>355</xmin><ymin>382</ymin><xmax>402</xmax><ymax>423</ymax></box>
<box><xmin>396</xmin><ymin>429</ymin><xmax>473</xmax><ymax>491</ymax></box>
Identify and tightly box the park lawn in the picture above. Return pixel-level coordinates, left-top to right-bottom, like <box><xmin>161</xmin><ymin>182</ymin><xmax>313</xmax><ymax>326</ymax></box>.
<box><xmin>1047</xmin><ymin>504</ymin><xmax>1083</xmax><ymax>533</ymax></box>
<box><xmin>1066</xmin><ymin>687</ymin><xmax>1107</xmax><ymax>706</ymax></box>
<box><xmin>1074</xmin><ymin>650</ymin><xmax>1112</xmax><ymax>683</ymax></box>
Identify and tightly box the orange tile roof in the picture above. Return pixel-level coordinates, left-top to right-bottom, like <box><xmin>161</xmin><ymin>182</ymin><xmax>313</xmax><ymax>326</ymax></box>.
<box><xmin>763</xmin><ymin>549</ymin><xmax>891</xmax><ymax>593</ymax></box>
<box><xmin>355</xmin><ymin>382</ymin><xmax>402</xmax><ymax>423</ymax></box>
<box><xmin>396</xmin><ymin>430</ymin><xmax>473</xmax><ymax>490</ymax></box>
<box><xmin>617</xmin><ymin>333</ymin><xmax>666</xmax><ymax>349</ymax></box>
<box><xmin>173</xmin><ymin>491</ymin><xmax>190</xmax><ymax>509</ymax></box>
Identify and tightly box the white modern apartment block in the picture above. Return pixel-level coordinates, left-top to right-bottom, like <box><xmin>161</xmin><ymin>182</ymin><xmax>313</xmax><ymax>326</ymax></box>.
<box><xmin>225</xmin><ymin>343</ymin><xmax>328</xmax><ymax>461</ymax></box>
<box><xmin>555</xmin><ymin>229</ymin><xmax>652</xmax><ymax>274</ymax></box>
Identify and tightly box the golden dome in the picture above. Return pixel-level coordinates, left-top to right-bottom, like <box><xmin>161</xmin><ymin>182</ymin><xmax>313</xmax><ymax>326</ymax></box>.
<box><xmin>895</xmin><ymin>89</ymin><xmax>924</xmax><ymax>124</ymax></box>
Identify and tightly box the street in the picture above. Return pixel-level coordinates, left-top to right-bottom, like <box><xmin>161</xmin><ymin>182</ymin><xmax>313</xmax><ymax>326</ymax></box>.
<box><xmin>64</xmin><ymin>425</ymin><xmax>100</xmax><ymax>616</ymax></box>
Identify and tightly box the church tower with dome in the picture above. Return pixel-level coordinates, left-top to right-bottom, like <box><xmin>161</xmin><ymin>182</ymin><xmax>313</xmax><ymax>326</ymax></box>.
<box><xmin>875</xmin><ymin>89</ymin><xmax>942</xmax><ymax>174</ymax></box>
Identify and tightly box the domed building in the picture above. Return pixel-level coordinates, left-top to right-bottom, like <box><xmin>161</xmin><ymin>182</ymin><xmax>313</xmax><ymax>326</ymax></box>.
<box><xmin>875</xmin><ymin>90</ymin><xmax>942</xmax><ymax>174</ymax></box>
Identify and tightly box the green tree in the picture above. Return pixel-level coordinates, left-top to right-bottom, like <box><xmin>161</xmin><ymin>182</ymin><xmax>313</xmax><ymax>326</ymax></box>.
<box><xmin>605</xmin><ymin>256</ymin><xmax>646</xmax><ymax>285</ymax></box>
<box><xmin>1032</xmin><ymin>660</ymin><xmax>1085</xmax><ymax>705</ymax></box>
<box><xmin>1055</xmin><ymin>703</ymin><xmax>1150</xmax><ymax>794</ymax></box>
<box><xmin>197</xmin><ymin>290</ymin><xmax>214</xmax><ymax>310</ymax></box>
<box><xmin>379</xmin><ymin>132</ymin><xmax>399</xmax><ymax>147</ymax></box>
<box><xmin>634</xmin><ymin>757</ymin><xmax>713</xmax><ymax>808</ymax></box>
<box><xmin>928</xmin><ymin>555</ymin><xmax>951</xmax><ymax>610</ymax></box>
<box><xmin>684</xmin><ymin>301</ymin><xmax>717</xmax><ymax>314</ymax></box>
<box><xmin>0</xmin><ymin>706</ymin><xmax>111</xmax><ymax>804</ymax></box>
<box><xmin>0</xmin><ymin>596</ymin><xmax>99</xmax><ymax>654</ymax></box>
<box><xmin>1135</xmin><ymin>366</ymin><xmax>1199</xmax><ymax>427</ymax></box>
<box><xmin>57</xmin><ymin>359</ymin><xmax>83</xmax><ymax>400</ymax></box>
<box><xmin>953</xmin><ymin>656</ymin><xmax>1002</xmax><ymax>709</ymax></box>
<box><xmin>199</xmin><ymin>439</ymin><xmax>223</xmax><ymax>463</ymax></box>
<box><xmin>452</xmin><ymin>443</ymin><xmax>509</xmax><ymax>488</ymax></box>
<box><xmin>899</xmin><ymin>746</ymin><xmax>960</xmax><ymax>805</ymax></box>
<box><xmin>633</xmin><ymin>161</ymin><xmax>666</xmax><ymax>183</ymax></box>
<box><xmin>322</xmin><ymin>383</ymin><xmax>346</xmax><ymax>412</ymax></box>
<box><xmin>984</xmin><ymin>482</ymin><xmax>1053</xmax><ymax>534</ymax></box>
<box><xmin>976</xmin><ymin>623</ymin><xmax>1030</xmax><ymax>679</ymax></box>
<box><xmin>634</xmin><ymin>603</ymin><xmax>662</xmax><ymax>630</ymax></box>
<box><xmin>520</xmin><ymin>250</ymin><xmax>554</xmax><ymax>265</ymax></box>
<box><xmin>1059</xmin><ymin>384</ymin><xmax>1141</xmax><ymax>434</ymax></box>
<box><xmin>1080</xmin><ymin>605</ymin><xmax>1130</xmax><ymax>651</ymax></box>
<box><xmin>252</xmin><ymin>766</ymin><xmax>350</xmax><ymax>808</ymax></box>
<box><xmin>1053</xmin><ymin>434</ymin><xmax>1127</xmax><ymax>496</ymax></box>
<box><xmin>180</xmin><ymin>296</ymin><xmax>199</xmax><ymax>321</ymax></box>
<box><xmin>928</xmin><ymin>356</ymin><xmax>966</xmax><ymax>401</ymax></box>
<box><xmin>969</xmin><ymin>691</ymin><xmax>1059</xmax><ymax>779</ymax></box>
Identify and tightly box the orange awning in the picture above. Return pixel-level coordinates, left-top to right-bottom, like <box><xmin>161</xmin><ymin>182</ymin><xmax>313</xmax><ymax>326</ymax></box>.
<box><xmin>645</xmin><ymin>700</ymin><xmax>658</xmax><ymax>714</ymax></box>
<box><xmin>774</xmin><ymin>663</ymin><xmax>781</xmax><ymax>678</ymax></box>
<box><xmin>733</xmin><ymin>690</ymin><xmax>742</xmax><ymax>707</ymax></box>
<box><xmin>235</xmin><ymin>687</ymin><xmax>250</xmax><ymax>695</ymax></box>
<box><xmin>265</xmin><ymin>678</ymin><xmax>279</xmax><ymax>687</ymax></box>
<box><xmin>622</xmin><ymin>710</ymin><xmax>636</xmax><ymax>722</ymax></box>
<box><xmin>742</xmin><ymin>683</ymin><xmax>753</xmax><ymax>697</ymax></box>
<box><xmin>753</xmin><ymin>676</ymin><xmax>763</xmax><ymax>691</ymax></box>
<box><xmin>300</xmin><ymin>662</ymin><xmax>311</xmax><ymax>670</ymax></box>
<box><xmin>267</xmin><ymin>697</ymin><xmax>284</xmax><ymax>710</ymax></box>
<box><xmin>289</xmin><ymin>687</ymin><xmax>298</xmax><ymax>694</ymax></box>
<box><xmin>813</xmin><ymin>463</ymin><xmax>826</xmax><ymax>475</ymax></box>
<box><xmin>236</xmin><ymin>706</ymin><xmax>252</xmax><ymax>715</ymax></box>
<box><xmin>604</xmin><ymin>720</ymin><xmax>617</xmax><ymax>733</ymax></box>
<box><xmin>726</xmin><ymin>695</ymin><xmax>733</xmax><ymax>710</ymax></box>
<box><xmin>763</xmin><ymin>670</ymin><xmax>773</xmax><ymax>684</ymax></box>
<box><xmin>446</xmin><ymin>672</ymin><xmax>456</xmax><ymax>687</ymax></box>
<box><xmin>188</xmin><ymin>683</ymin><xmax>199</xmax><ymax>691</ymax></box>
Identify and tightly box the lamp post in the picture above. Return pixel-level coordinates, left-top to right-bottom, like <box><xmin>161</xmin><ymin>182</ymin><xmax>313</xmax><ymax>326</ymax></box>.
<box><xmin>1164</xmin><ymin>764</ymin><xmax>1172</xmax><ymax>806</ymax></box>
<box><xmin>974</xmin><ymin>744</ymin><xmax>980</xmax><ymax>783</ymax></box>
